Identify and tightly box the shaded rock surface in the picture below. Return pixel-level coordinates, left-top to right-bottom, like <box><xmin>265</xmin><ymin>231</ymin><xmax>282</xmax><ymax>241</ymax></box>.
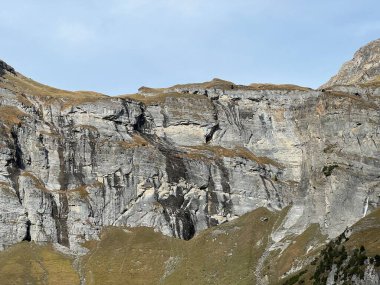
<box><xmin>0</xmin><ymin>39</ymin><xmax>379</xmax><ymax>256</ymax></box>
<box><xmin>0</xmin><ymin>59</ymin><xmax>16</xmax><ymax>77</ymax></box>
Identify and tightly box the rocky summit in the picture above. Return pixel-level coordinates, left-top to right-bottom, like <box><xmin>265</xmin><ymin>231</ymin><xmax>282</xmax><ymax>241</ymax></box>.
<box><xmin>322</xmin><ymin>39</ymin><xmax>380</xmax><ymax>88</ymax></box>
<box><xmin>0</xmin><ymin>40</ymin><xmax>379</xmax><ymax>285</ymax></box>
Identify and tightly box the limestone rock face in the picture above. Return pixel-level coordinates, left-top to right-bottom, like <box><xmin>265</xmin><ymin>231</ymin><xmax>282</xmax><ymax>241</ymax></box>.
<box><xmin>322</xmin><ymin>38</ymin><xmax>380</xmax><ymax>88</ymax></box>
<box><xmin>0</xmin><ymin>40</ymin><xmax>379</xmax><ymax>254</ymax></box>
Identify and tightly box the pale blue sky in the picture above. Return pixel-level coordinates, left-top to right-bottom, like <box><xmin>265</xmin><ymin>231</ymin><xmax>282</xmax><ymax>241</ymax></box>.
<box><xmin>1</xmin><ymin>0</ymin><xmax>379</xmax><ymax>95</ymax></box>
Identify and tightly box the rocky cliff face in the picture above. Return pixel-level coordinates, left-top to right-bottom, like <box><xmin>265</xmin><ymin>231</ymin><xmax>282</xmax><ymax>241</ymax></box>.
<box><xmin>0</xmin><ymin>41</ymin><xmax>379</xmax><ymax>256</ymax></box>
<box><xmin>322</xmin><ymin>39</ymin><xmax>380</xmax><ymax>88</ymax></box>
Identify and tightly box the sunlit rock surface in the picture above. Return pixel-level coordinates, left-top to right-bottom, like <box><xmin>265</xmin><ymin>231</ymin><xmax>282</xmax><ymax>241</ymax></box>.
<box><xmin>0</xmin><ymin>40</ymin><xmax>379</xmax><ymax>256</ymax></box>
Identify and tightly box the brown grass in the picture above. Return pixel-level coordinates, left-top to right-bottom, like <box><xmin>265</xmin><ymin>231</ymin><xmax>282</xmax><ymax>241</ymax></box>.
<box><xmin>0</xmin><ymin>242</ymin><xmax>79</xmax><ymax>285</ymax></box>
<box><xmin>21</xmin><ymin>171</ymin><xmax>104</xmax><ymax>198</ymax></box>
<box><xmin>171</xmin><ymin>78</ymin><xmax>235</xmax><ymax>90</ymax></box>
<box><xmin>81</xmin><ymin>207</ymin><xmax>284</xmax><ymax>285</ymax></box>
<box><xmin>184</xmin><ymin>145</ymin><xmax>284</xmax><ymax>168</ymax></box>
<box><xmin>137</xmin><ymin>86</ymin><xmax>166</xmax><ymax>94</ymax></box>
<box><xmin>274</xmin><ymin>224</ymin><xmax>326</xmax><ymax>278</ymax></box>
<box><xmin>0</xmin><ymin>206</ymin><xmax>376</xmax><ymax>284</ymax></box>
<box><xmin>120</xmin><ymin>91</ymin><xmax>204</xmax><ymax>105</ymax></box>
<box><xmin>170</xmin><ymin>79</ymin><xmax>310</xmax><ymax>92</ymax></box>
<box><xmin>73</xmin><ymin>125</ymin><xmax>99</xmax><ymax>132</ymax></box>
<box><xmin>118</xmin><ymin>133</ymin><xmax>150</xmax><ymax>149</ymax></box>
<box><xmin>68</xmin><ymin>182</ymin><xmax>103</xmax><ymax>199</ymax></box>
<box><xmin>20</xmin><ymin>172</ymin><xmax>50</xmax><ymax>193</ymax></box>
<box><xmin>248</xmin><ymin>83</ymin><xmax>311</xmax><ymax>91</ymax></box>
<box><xmin>0</xmin><ymin>106</ymin><xmax>29</xmax><ymax>126</ymax></box>
<box><xmin>359</xmin><ymin>75</ymin><xmax>380</xmax><ymax>87</ymax></box>
<box><xmin>1</xmin><ymin>73</ymin><xmax>107</xmax><ymax>107</ymax></box>
<box><xmin>15</xmin><ymin>94</ymin><xmax>34</xmax><ymax>107</ymax></box>
<box><xmin>0</xmin><ymin>182</ymin><xmax>17</xmax><ymax>197</ymax></box>
<box><xmin>345</xmin><ymin>208</ymin><xmax>380</xmax><ymax>256</ymax></box>
<box><xmin>68</xmin><ymin>185</ymin><xmax>89</xmax><ymax>199</ymax></box>
<box><xmin>82</xmin><ymin>226</ymin><xmax>184</xmax><ymax>285</ymax></box>
<box><xmin>122</xmin><ymin>80</ymin><xmax>311</xmax><ymax>104</ymax></box>
<box><xmin>132</xmin><ymin>79</ymin><xmax>235</xmax><ymax>94</ymax></box>
<box><xmin>0</xmin><ymin>181</ymin><xmax>10</xmax><ymax>187</ymax></box>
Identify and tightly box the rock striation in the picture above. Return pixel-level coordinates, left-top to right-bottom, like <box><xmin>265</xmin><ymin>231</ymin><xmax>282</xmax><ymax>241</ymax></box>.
<box><xmin>0</xmin><ymin>40</ymin><xmax>379</xmax><ymax>256</ymax></box>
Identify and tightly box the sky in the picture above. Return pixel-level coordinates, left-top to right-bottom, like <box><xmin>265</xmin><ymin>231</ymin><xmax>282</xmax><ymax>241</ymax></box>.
<box><xmin>0</xmin><ymin>0</ymin><xmax>379</xmax><ymax>95</ymax></box>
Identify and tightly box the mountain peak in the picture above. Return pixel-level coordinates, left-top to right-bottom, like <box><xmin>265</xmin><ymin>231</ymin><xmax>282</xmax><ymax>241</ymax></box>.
<box><xmin>322</xmin><ymin>39</ymin><xmax>380</xmax><ymax>88</ymax></box>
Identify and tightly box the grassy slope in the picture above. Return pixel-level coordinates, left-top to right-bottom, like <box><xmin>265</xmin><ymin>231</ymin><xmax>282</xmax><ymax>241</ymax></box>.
<box><xmin>82</xmin><ymin>207</ymin><xmax>284</xmax><ymax>285</ymax></box>
<box><xmin>0</xmin><ymin>243</ymin><xmax>79</xmax><ymax>285</ymax></box>
<box><xmin>268</xmin><ymin>223</ymin><xmax>327</xmax><ymax>283</ymax></box>
<box><xmin>0</xmin><ymin>208</ymin><xmax>377</xmax><ymax>284</ymax></box>
<box><xmin>69</xmin><ymin>208</ymin><xmax>380</xmax><ymax>285</ymax></box>
<box><xmin>280</xmin><ymin>208</ymin><xmax>380</xmax><ymax>285</ymax></box>
<box><xmin>0</xmin><ymin>72</ymin><xmax>107</xmax><ymax>107</ymax></box>
<box><xmin>345</xmin><ymin>208</ymin><xmax>380</xmax><ymax>256</ymax></box>
<box><xmin>0</xmin><ymin>208</ymin><xmax>287</xmax><ymax>285</ymax></box>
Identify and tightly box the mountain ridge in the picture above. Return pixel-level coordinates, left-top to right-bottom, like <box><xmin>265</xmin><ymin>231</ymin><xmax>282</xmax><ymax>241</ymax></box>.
<box><xmin>0</xmin><ymin>39</ymin><xmax>379</xmax><ymax>284</ymax></box>
<box><xmin>2</xmin><ymin>38</ymin><xmax>379</xmax><ymax>98</ymax></box>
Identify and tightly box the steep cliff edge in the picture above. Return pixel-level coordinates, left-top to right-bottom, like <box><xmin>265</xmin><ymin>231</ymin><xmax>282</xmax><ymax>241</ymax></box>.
<box><xmin>0</xmin><ymin>39</ymin><xmax>379</xmax><ymax>267</ymax></box>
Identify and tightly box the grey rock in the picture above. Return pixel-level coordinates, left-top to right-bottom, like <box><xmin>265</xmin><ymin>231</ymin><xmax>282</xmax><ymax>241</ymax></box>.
<box><xmin>0</xmin><ymin>60</ymin><xmax>16</xmax><ymax>77</ymax></box>
<box><xmin>0</xmin><ymin>41</ymin><xmax>378</xmax><ymax>255</ymax></box>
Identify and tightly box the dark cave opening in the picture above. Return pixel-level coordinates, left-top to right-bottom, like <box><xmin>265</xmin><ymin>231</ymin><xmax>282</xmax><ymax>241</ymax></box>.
<box><xmin>23</xmin><ymin>220</ymin><xmax>32</xmax><ymax>242</ymax></box>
